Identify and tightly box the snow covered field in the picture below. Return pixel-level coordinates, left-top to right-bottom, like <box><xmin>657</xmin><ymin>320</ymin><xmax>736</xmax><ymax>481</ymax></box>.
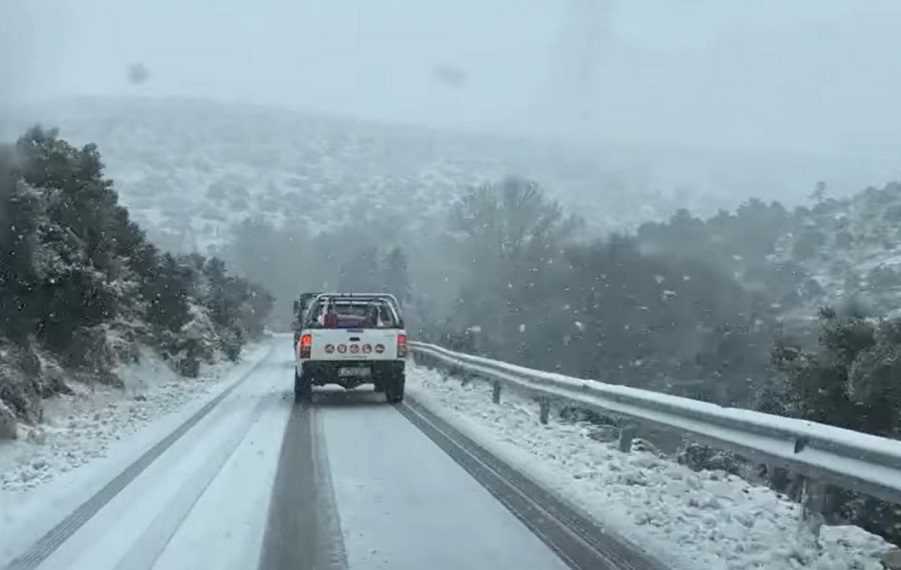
<box><xmin>406</xmin><ymin>363</ymin><xmax>895</xmax><ymax>570</ymax></box>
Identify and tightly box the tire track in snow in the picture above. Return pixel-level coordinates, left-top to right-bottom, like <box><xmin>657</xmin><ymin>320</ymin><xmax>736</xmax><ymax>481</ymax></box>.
<box><xmin>2</xmin><ymin>346</ymin><xmax>275</xmax><ymax>570</ymax></box>
<box><xmin>258</xmin><ymin>402</ymin><xmax>347</xmax><ymax>570</ymax></box>
<box><xmin>112</xmin><ymin>391</ymin><xmax>281</xmax><ymax>570</ymax></box>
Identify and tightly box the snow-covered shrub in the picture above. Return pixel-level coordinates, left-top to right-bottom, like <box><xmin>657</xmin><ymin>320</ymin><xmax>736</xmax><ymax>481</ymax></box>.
<box><xmin>0</xmin><ymin>340</ymin><xmax>70</xmax><ymax>425</ymax></box>
<box><xmin>835</xmin><ymin>230</ymin><xmax>854</xmax><ymax>249</ymax></box>
<box><xmin>882</xmin><ymin>204</ymin><xmax>901</xmax><ymax>222</ymax></box>
<box><xmin>169</xmin><ymin>304</ymin><xmax>219</xmax><ymax>377</ymax></box>
<box><xmin>65</xmin><ymin>326</ymin><xmax>121</xmax><ymax>385</ymax></box>
<box><xmin>676</xmin><ymin>442</ymin><xmax>745</xmax><ymax>475</ymax></box>
<box><xmin>868</xmin><ymin>265</ymin><xmax>901</xmax><ymax>290</ymax></box>
<box><xmin>792</xmin><ymin>227</ymin><xmax>826</xmax><ymax>259</ymax></box>
<box><xmin>558</xmin><ymin>405</ymin><xmax>619</xmax><ymax>426</ymax></box>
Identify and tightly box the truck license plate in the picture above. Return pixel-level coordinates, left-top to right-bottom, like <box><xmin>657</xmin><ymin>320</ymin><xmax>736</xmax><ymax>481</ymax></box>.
<box><xmin>339</xmin><ymin>367</ymin><xmax>371</xmax><ymax>377</ymax></box>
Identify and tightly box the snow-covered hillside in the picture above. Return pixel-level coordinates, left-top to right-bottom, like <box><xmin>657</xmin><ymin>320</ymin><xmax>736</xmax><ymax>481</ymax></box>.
<box><xmin>8</xmin><ymin>97</ymin><xmax>898</xmax><ymax>255</ymax></box>
<box><xmin>8</xmin><ymin>98</ymin><xmax>650</xmax><ymax>252</ymax></box>
<box><xmin>12</xmin><ymin>96</ymin><xmax>901</xmax><ymax>325</ymax></box>
<box><xmin>773</xmin><ymin>183</ymin><xmax>901</xmax><ymax>318</ymax></box>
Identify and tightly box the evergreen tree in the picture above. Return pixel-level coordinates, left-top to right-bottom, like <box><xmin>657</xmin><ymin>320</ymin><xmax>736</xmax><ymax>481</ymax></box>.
<box><xmin>337</xmin><ymin>246</ymin><xmax>380</xmax><ymax>292</ymax></box>
<box><xmin>772</xmin><ymin>310</ymin><xmax>901</xmax><ymax>543</ymax></box>
<box><xmin>0</xmin><ymin>149</ymin><xmax>40</xmax><ymax>342</ymax></box>
<box><xmin>1</xmin><ymin>127</ymin><xmax>274</xmax><ymax>372</ymax></box>
<box><xmin>382</xmin><ymin>247</ymin><xmax>412</xmax><ymax>303</ymax></box>
<box><xmin>143</xmin><ymin>253</ymin><xmax>193</xmax><ymax>334</ymax></box>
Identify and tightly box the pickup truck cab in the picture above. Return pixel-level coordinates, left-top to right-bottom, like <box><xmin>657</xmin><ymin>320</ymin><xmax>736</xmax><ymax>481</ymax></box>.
<box><xmin>294</xmin><ymin>293</ymin><xmax>406</xmax><ymax>403</ymax></box>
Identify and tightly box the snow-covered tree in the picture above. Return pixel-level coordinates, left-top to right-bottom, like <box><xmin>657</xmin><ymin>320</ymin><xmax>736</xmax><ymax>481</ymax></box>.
<box><xmin>381</xmin><ymin>247</ymin><xmax>412</xmax><ymax>303</ymax></box>
<box><xmin>0</xmin><ymin>128</ymin><xmax>275</xmax><ymax>432</ymax></box>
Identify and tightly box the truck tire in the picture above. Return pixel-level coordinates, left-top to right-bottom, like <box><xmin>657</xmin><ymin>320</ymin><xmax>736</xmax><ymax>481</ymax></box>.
<box><xmin>384</xmin><ymin>373</ymin><xmax>405</xmax><ymax>403</ymax></box>
<box><xmin>294</xmin><ymin>370</ymin><xmax>312</xmax><ymax>403</ymax></box>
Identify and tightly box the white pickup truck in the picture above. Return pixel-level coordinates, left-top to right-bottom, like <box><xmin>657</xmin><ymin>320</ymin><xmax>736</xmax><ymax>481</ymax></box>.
<box><xmin>294</xmin><ymin>293</ymin><xmax>406</xmax><ymax>403</ymax></box>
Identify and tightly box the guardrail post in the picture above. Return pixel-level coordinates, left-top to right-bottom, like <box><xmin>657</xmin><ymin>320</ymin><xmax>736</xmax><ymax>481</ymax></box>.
<box><xmin>767</xmin><ymin>463</ymin><xmax>789</xmax><ymax>493</ymax></box>
<box><xmin>492</xmin><ymin>381</ymin><xmax>502</xmax><ymax>404</ymax></box>
<box><xmin>539</xmin><ymin>398</ymin><xmax>550</xmax><ymax>424</ymax></box>
<box><xmin>800</xmin><ymin>477</ymin><xmax>827</xmax><ymax>540</ymax></box>
<box><xmin>618</xmin><ymin>424</ymin><xmax>637</xmax><ymax>452</ymax></box>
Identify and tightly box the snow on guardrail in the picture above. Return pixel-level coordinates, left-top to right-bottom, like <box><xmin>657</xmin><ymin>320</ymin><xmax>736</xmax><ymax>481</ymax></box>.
<box><xmin>409</xmin><ymin>341</ymin><xmax>901</xmax><ymax>506</ymax></box>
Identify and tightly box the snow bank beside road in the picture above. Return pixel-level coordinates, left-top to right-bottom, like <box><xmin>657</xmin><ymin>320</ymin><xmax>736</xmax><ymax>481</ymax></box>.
<box><xmin>0</xmin><ymin>340</ymin><xmax>277</xmax><ymax>565</ymax></box>
<box><xmin>407</xmin><ymin>364</ymin><xmax>894</xmax><ymax>570</ymax></box>
<box><xmin>0</xmin><ymin>339</ymin><xmax>281</xmax><ymax>568</ymax></box>
<box><xmin>0</xmin><ymin>341</ymin><xmax>271</xmax><ymax>493</ymax></box>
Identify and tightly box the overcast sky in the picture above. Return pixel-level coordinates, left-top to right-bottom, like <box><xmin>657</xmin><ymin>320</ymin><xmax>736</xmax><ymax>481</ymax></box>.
<box><xmin>4</xmin><ymin>0</ymin><xmax>901</xmax><ymax>156</ymax></box>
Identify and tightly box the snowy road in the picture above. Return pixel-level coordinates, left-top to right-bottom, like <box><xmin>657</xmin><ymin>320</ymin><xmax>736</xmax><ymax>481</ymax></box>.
<box><xmin>2</xmin><ymin>343</ymin><xmax>659</xmax><ymax>570</ymax></box>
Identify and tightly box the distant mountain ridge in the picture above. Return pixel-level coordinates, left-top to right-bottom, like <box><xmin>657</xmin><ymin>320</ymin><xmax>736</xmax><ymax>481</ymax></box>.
<box><xmin>7</xmin><ymin>97</ymin><xmax>898</xmax><ymax>255</ymax></box>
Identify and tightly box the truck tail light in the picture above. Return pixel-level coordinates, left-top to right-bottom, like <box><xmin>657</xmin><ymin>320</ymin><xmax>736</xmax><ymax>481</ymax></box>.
<box><xmin>397</xmin><ymin>334</ymin><xmax>407</xmax><ymax>358</ymax></box>
<box><xmin>299</xmin><ymin>334</ymin><xmax>312</xmax><ymax>359</ymax></box>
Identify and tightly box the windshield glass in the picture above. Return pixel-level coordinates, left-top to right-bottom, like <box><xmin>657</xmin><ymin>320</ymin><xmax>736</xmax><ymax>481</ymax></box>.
<box><xmin>3</xmin><ymin>2</ymin><xmax>901</xmax><ymax>569</ymax></box>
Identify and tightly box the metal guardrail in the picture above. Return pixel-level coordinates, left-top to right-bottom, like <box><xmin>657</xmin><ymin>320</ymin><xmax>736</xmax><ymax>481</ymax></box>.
<box><xmin>410</xmin><ymin>341</ymin><xmax>901</xmax><ymax>508</ymax></box>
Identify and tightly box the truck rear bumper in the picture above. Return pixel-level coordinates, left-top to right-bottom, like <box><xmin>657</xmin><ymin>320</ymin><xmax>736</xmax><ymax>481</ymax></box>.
<box><xmin>298</xmin><ymin>360</ymin><xmax>405</xmax><ymax>388</ymax></box>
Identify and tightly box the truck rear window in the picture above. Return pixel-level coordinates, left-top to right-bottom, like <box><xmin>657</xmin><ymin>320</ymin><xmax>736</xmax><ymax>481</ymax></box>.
<box><xmin>306</xmin><ymin>299</ymin><xmax>401</xmax><ymax>329</ymax></box>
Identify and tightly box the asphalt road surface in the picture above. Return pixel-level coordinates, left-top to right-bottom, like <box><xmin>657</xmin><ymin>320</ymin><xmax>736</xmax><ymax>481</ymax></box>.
<box><xmin>3</xmin><ymin>341</ymin><xmax>664</xmax><ymax>570</ymax></box>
